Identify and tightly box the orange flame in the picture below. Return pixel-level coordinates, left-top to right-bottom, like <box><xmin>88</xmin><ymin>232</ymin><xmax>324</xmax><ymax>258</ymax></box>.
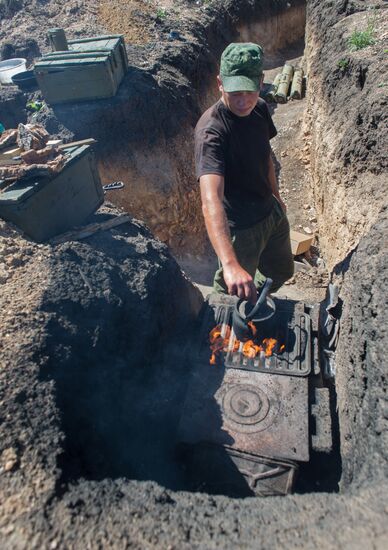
<box><xmin>208</xmin><ymin>323</ymin><xmax>285</xmax><ymax>365</ymax></box>
<box><xmin>262</xmin><ymin>338</ymin><xmax>277</xmax><ymax>357</ymax></box>
<box><xmin>247</xmin><ymin>321</ymin><xmax>257</xmax><ymax>337</ymax></box>
<box><xmin>242</xmin><ymin>340</ymin><xmax>262</xmax><ymax>358</ymax></box>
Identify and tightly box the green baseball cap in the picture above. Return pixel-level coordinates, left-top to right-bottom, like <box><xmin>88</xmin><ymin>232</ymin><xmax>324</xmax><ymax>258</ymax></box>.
<box><xmin>220</xmin><ymin>42</ymin><xmax>264</xmax><ymax>92</ymax></box>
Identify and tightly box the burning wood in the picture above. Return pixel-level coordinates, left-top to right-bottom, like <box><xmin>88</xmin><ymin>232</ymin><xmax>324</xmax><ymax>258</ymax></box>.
<box><xmin>209</xmin><ymin>324</ymin><xmax>285</xmax><ymax>365</ymax></box>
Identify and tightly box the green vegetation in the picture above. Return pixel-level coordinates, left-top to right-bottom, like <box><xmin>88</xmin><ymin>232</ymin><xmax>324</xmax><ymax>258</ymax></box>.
<box><xmin>348</xmin><ymin>18</ymin><xmax>376</xmax><ymax>51</ymax></box>
<box><xmin>156</xmin><ymin>8</ymin><xmax>167</xmax><ymax>20</ymax></box>
<box><xmin>337</xmin><ymin>58</ymin><xmax>349</xmax><ymax>70</ymax></box>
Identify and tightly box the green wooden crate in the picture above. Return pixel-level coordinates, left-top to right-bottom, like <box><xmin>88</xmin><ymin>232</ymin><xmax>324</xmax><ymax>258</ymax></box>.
<box><xmin>0</xmin><ymin>145</ymin><xmax>104</xmax><ymax>242</ymax></box>
<box><xmin>35</xmin><ymin>51</ymin><xmax>119</xmax><ymax>104</ymax></box>
<box><xmin>35</xmin><ymin>34</ymin><xmax>128</xmax><ymax>104</ymax></box>
<box><xmin>68</xmin><ymin>35</ymin><xmax>128</xmax><ymax>88</ymax></box>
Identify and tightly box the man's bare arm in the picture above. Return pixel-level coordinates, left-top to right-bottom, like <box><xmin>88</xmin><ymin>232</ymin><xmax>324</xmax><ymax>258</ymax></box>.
<box><xmin>268</xmin><ymin>154</ymin><xmax>287</xmax><ymax>212</ymax></box>
<box><xmin>200</xmin><ymin>173</ymin><xmax>257</xmax><ymax>302</ymax></box>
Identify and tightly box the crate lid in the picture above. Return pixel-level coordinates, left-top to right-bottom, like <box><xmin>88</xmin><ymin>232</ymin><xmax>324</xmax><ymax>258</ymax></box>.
<box><xmin>70</xmin><ymin>39</ymin><xmax>121</xmax><ymax>52</ymax></box>
<box><xmin>44</xmin><ymin>49</ymin><xmax>112</xmax><ymax>57</ymax></box>
<box><xmin>0</xmin><ymin>145</ymin><xmax>91</xmax><ymax>205</ymax></box>
<box><xmin>68</xmin><ymin>35</ymin><xmax>124</xmax><ymax>51</ymax></box>
<box><xmin>35</xmin><ymin>51</ymin><xmax>111</xmax><ymax>69</ymax></box>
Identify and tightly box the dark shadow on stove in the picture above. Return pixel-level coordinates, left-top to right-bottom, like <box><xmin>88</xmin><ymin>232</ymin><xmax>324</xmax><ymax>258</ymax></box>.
<box><xmin>177</xmin><ymin>301</ymin><xmax>256</xmax><ymax>497</ymax></box>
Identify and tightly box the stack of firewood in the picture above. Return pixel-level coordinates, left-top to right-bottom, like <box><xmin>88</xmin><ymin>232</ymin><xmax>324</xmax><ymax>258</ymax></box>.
<box><xmin>0</xmin><ymin>124</ymin><xmax>66</xmax><ymax>183</ymax></box>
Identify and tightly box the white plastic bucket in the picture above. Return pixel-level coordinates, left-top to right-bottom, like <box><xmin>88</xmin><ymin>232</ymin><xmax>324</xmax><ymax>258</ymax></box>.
<box><xmin>0</xmin><ymin>58</ymin><xmax>27</xmax><ymax>84</ymax></box>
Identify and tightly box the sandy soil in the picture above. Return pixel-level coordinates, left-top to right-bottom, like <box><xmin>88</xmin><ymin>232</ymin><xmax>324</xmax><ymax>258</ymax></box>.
<box><xmin>98</xmin><ymin>0</ymin><xmax>194</xmax><ymax>45</ymax></box>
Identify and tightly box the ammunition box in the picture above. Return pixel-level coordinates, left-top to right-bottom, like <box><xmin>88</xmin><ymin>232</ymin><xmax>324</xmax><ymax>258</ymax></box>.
<box><xmin>0</xmin><ymin>145</ymin><xmax>104</xmax><ymax>242</ymax></box>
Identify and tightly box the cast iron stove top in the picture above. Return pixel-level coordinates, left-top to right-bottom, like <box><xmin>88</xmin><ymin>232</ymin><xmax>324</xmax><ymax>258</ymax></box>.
<box><xmin>177</xmin><ymin>295</ymin><xmax>314</xmax><ymax>495</ymax></box>
<box><xmin>204</xmin><ymin>293</ymin><xmax>311</xmax><ymax>376</ymax></box>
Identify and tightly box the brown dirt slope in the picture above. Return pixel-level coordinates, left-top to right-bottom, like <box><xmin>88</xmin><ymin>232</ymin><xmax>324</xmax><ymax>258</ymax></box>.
<box><xmin>305</xmin><ymin>0</ymin><xmax>387</xmax><ymax>268</ymax></box>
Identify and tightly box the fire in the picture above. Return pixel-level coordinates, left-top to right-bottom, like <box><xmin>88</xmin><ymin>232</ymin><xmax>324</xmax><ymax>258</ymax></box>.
<box><xmin>209</xmin><ymin>324</ymin><xmax>232</xmax><ymax>364</ymax></box>
<box><xmin>247</xmin><ymin>321</ymin><xmax>257</xmax><ymax>337</ymax></box>
<box><xmin>208</xmin><ymin>324</ymin><xmax>285</xmax><ymax>365</ymax></box>
<box><xmin>262</xmin><ymin>338</ymin><xmax>277</xmax><ymax>357</ymax></box>
<box><xmin>242</xmin><ymin>340</ymin><xmax>262</xmax><ymax>358</ymax></box>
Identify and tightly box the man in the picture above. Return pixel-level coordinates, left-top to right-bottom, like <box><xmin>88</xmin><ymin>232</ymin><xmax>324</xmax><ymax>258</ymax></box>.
<box><xmin>195</xmin><ymin>42</ymin><xmax>294</xmax><ymax>303</ymax></box>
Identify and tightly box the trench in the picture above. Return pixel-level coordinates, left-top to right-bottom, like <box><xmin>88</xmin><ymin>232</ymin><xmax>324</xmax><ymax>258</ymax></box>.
<box><xmin>38</xmin><ymin>0</ymin><xmax>345</xmax><ymax>499</ymax></box>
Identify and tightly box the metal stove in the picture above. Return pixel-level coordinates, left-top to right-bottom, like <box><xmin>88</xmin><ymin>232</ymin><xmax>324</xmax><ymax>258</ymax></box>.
<box><xmin>177</xmin><ymin>294</ymin><xmax>324</xmax><ymax>497</ymax></box>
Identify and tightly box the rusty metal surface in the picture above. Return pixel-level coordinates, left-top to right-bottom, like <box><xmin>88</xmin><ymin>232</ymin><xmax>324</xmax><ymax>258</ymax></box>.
<box><xmin>178</xmin><ymin>361</ymin><xmax>310</xmax><ymax>462</ymax></box>
<box><xmin>187</xmin><ymin>443</ymin><xmax>298</xmax><ymax>497</ymax></box>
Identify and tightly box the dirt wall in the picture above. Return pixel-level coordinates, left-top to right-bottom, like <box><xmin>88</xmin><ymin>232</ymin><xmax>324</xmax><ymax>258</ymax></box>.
<box><xmin>238</xmin><ymin>2</ymin><xmax>306</xmax><ymax>61</ymax></box>
<box><xmin>305</xmin><ymin>0</ymin><xmax>388</xmax><ymax>490</ymax></box>
<box><xmin>334</xmin><ymin>212</ymin><xmax>388</xmax><ymax>490</ymax></box>
<box><xmin>305</xmin><ymin>0</ymin><xmax>387</xmax><ymax>269</ymax></box>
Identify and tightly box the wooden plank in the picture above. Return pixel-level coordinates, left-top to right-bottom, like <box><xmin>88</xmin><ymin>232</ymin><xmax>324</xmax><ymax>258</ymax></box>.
<box><xmin>50</xmin><ymin>214</ymin><xmax>131</xmax><ymax>244</ymax></box>
<box><xmin>3</xmin><ymin>147</ymin><xmax>22</xmax><ymax>157</ymax></box>
<box><xmin>58</xmin><ymin>139</ymin><xmax>97</xmax><ymax>149</ymax></box>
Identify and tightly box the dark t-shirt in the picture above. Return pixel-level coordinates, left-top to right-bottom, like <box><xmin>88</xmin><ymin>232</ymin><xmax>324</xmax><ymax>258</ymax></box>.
<box><xmin>195</xmin><ymin>98</ymin><xmax>277</xmax><ymax>229</ymax></box>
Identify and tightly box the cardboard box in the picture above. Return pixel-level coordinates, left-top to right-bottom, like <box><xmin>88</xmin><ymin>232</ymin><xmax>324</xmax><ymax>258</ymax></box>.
<box><xmin>290</xmin><ymin>230</ymin><xmax>314</xmax><ymax>256</ymax></box>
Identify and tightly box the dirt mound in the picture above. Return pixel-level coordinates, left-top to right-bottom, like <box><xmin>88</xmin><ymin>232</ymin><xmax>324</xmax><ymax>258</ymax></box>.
<box><xmin>0</xmin><ymin>204</ymin><xmax>203</xmax><ymax>543</ymax></box>
<box><xmin>0</xmin><ymin>1</ymin><xmax>103</xmax><ymax>63</ymax></box>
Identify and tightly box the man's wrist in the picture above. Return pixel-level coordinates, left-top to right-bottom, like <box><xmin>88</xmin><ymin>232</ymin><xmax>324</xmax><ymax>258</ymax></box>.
<box><xmin>222</xmin><ymin>257</ymin><xmax>239</xmax><ymax>270</ymax></box>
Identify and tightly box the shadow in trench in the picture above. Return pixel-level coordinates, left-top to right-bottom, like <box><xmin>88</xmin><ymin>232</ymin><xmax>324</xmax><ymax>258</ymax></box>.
<box><xmin>294</xmin><ymin>382</ymin><xmax>342</xmax><ymax>494</ymax></box>
<box><xmin>263</xmin><ymin>38</ymin><xmax>305</xmax><ymax>71</ymax></box>
<box><xmin>40</xmin><ymin>310</ymin><xmax>253</xmax><ymax>496</ymax></box>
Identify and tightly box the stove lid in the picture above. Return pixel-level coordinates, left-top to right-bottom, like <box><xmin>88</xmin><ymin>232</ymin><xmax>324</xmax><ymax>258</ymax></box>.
<box><xmin>178</xmin><ymin>363</ymin><xmax>310</xmax><ymax>463</ymax></box>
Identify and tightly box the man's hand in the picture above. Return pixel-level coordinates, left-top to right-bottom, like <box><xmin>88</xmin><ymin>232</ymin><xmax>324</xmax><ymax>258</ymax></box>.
<box><xmin>223</xmin><ymin>262</ymin><xmax>258</xmax><ymax>303</ymax></box>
